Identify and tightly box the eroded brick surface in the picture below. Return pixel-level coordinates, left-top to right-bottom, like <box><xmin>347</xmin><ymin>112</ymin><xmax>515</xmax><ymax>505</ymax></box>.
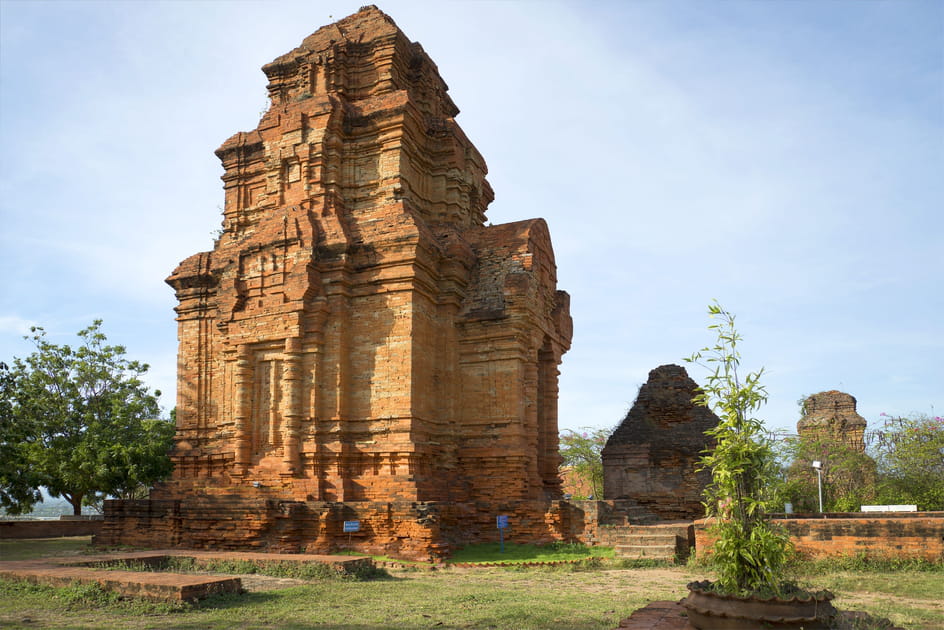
<box><xmin>797</xmin><ymin>390</ymin><xmax>867</xmax><ymax>451</ymax></box>
<box><xmin>601</xmin><ymin>365</ymin><xmax>718</xmax><ymax>520</ymax></box>
<box><xmin>99</xmin><ymin>6</ymin><xmax>571</xmax><ymax>559</ymax></box>
<box><xmin>0</xmin><ymin>519</ymin><xmax>101</xmax><ymax>539</ymax></box>
<box><xmin>695</xmin><ymin>514</ymin><xmax>944</xmax><ymax>562</ymax></box>
<box><xmin>616</xmin><ymin>601</ymin><xmax>695</xmax><ymax>630</ymax></box>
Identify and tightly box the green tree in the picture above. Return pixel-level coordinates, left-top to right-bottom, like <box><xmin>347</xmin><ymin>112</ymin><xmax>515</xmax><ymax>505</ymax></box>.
<box><xmin>0</xmin><ymin>361</ymin><xmax>42</xmax><ymax>513</ymax></box>
<box><xmin>873</xmin><ymin>412</ymin><xmax>944</xmax><ymax>510</ymax></box>
<box><xmin>774</xmin><ymin>434</ymin><xmax>877</xmax><ymax>513</ymax></box>
<box><xmin>686</xmin><ymin>302</ymin><xmax>791</xmax><ymax>595</ymax></box>
<box><xmin>559</xmin><ymin>427</ymin><xmax>611</xmax><ymax>499</ymax></box>
<box><xmin>1</xmin><ymin>321</ymin><xmax>173</xmax><ymax>515</ymax></box>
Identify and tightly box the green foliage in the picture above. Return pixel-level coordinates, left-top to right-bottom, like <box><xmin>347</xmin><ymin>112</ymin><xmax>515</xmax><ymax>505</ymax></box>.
<box><xmin>872</xmin><ymin>413</ymin><xmax>944</xmax><ymax>511</ymax></box>
<box><xmin>769</xmin><ymin>411</ymin><xmax>943</xmax><ymax>514</ymax></box>
<box><xmin>796</xmin><ymin>553</ymin><xmax>944</xmax><ymax>574</ymax></box>
<box><xmin>0</xmin><ymin>361</ymin><xmax>42</xmax><ymax>512</ymax></box>
<box><xmin>58</xmin><ymin>580</ymin><xmax>122</xmax><ymax>608</ymax></box>
<box><xmin>0</xmin><ymin>578</ymin><xmax>121</xmax><ymax>610</ymax></box>
<box><xmin>773</xmin><ymin>434</ymin><xmax>878</xmax><ymax>513</ymax></box>
<box><xmin>685</xmin><ymin>302</ymin><xmax>792</xmax><ymax>595</ymax></box>
<box><xmin>0</xmin><ymin>321</ymin><xmax>173</xmax><ymax>514</ymax></box>
<box><xmin>0</xmin><ymin>578</ymin><xmax>189</xmax><ymax>615</ymax></box>
<box><xmin>559</xmin><ymin>427</ymin><xmax>611</xmax><ymax>499</ymax></box>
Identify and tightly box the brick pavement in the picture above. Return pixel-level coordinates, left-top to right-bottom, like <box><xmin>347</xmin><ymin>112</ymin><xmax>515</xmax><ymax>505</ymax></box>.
<box><xmin>616</xmin><ymin>601</ymin><xmax>695</xmax><ymax>629</ymax></box>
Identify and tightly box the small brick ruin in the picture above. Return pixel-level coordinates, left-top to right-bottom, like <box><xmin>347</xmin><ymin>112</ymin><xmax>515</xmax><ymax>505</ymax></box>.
<box><xmin>98</xmin><ymin>6</ymin><xmax>572</xmax><ymax>560</ymax></box>
<box><xmin>797</xmin><ymin>390</ymin><xmax>867</xmax><ymax>452</ymax></box>
<box><xmin>601</xmin><ymin>365</ymin><xmax>718</xmax><ymax>520</ymax></box>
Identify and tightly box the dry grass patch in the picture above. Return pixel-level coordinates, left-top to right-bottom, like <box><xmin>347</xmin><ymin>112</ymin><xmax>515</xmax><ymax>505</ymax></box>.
<box><xmin>2</xmin><ymin>539</ymin><xmax>942</xmax><ymax>629</ymax></box>
<box><xmin>0</xmin><ymin>535</ymin><xmax>94</xmax><ymax>561</ymax></box>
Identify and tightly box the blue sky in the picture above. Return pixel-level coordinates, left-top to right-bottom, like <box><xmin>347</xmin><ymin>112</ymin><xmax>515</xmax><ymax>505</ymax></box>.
<box><xmin>1</xmin><ymin>0</ymin><xmax>941</xmax><ymax>436</ymax></box>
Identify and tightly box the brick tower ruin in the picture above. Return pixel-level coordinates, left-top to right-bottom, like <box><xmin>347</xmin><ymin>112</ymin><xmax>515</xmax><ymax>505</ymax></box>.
<box><xmin>601</xmin><ymin>364</ymin><xmax>718</xmax><ymax>520</ymax></box>
<box><xmin>798</xmin><ymin>390</ymin><xmax>867</xmax><ymax>452</ymax></box>
<box><xmin>99</xmin><ymin>6</ymin><xmax>572</xmax><ymax>559</ymax></box>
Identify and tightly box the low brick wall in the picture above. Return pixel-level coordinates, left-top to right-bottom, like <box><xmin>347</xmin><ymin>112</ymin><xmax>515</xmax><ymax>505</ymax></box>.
<box><xmin>694</xmin><ymin>512</ymin><xmax>944</xmax><ymax>562</ymax></box>
<box><xmin>97</xmin><ymin>497</ymin><xmax>615</xmax><ymax>560</ymax></box>
<box><xmin>0</xmin><ymin>518</ymin><xmax>103</xmax><ymax>539</ymax></box>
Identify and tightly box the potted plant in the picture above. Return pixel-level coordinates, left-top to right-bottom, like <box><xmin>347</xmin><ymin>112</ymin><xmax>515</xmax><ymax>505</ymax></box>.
<box><xmin>682</xmin><ymin>302</ymin><xmax>837</xmax><ymax>630</ymax></box>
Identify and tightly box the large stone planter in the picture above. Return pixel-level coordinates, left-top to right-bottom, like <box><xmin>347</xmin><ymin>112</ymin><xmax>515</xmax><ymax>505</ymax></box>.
<box><xmin>681</xmin><ymin>580</ymin><xmax>837</xmax><ymax>630</ymax></box>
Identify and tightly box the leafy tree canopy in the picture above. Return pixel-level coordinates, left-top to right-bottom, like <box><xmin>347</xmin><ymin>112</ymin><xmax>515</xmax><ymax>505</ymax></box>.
<box><xmin>773</xmin><ymin>435</ymin><xmax>878</xmax><ymax>513</ymax></box>
<box><xmin>559</xmin><ymin>427</ymin><xmax>611</xmax><ymax>499</ymax></box>
<box><xmin>873</xmin><ymin>412</ymin><xmax>944</xmax><ymax>511</ymax></box>
<box><xmin>770</xmin><ymin>412</ymin><xmax>944</xmax><ymax>513</ymax></box>
<box><xmin>0</xmin><ymin>321</ymin><xmax>173</xmax><ymax>515</ymax></box>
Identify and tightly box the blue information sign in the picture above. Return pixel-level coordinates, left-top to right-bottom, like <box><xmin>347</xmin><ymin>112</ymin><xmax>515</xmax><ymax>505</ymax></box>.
<box><xmin>343</xmin><ymin>520</ymin><xmax>361</xmax><ymax>533</ymax></box>
<box><xmin>496</xmin><ymin>515</ymin><xmax>509</xmax><ymax>553</ymax></box>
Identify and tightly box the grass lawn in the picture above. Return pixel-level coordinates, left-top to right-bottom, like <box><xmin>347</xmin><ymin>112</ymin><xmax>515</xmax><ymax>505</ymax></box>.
<box><xmin>805</xmin><ymin>567</ymin><xmax>944</xmax><ymax>629</ymax></box>
<box><xmin>1</xmin><ymin>538</ymin><xmax>941</xmax><ymax>629</ymax></box>
<box><xmin>0</xmin><ymin>535</ymin><xmax>95</xmax><ymax>561</ymax></box>
<box><xmin>448</xmin><ymin>541</ymin><xmax>616</xmax><ymax>564</ymax></box>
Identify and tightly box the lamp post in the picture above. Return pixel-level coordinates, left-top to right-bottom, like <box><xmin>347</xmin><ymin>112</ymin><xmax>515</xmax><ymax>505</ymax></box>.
<box><xmin>812</xmin><ymin>460</ymin><xmax>823</xmax><ymax>513</ymax></box>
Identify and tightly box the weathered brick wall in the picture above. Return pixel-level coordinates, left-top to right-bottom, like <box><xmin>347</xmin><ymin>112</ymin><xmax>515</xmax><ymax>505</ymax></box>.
<box><xmin>694</xmin><ymin>514</ymin><xmax>944</xmax><ymax>562</ymax></box>
<box><xmin>154</xmin><ymin>4</ymin><xmax>570</xmax><ymax>508</ymax></box>
<box><xmin>797</xmin><ymin>390</ymin><xmax>867</xmax><ymax>451</ymax></box>
<box><xmin>0</xmin><ymin>519</ymin><xmax>103</xmax><ymax>539</ymax></box>
<box><xmin>97</xmin><ymin>498</ymin><xmax>605</xmax><ymax>560</ymax></box>
<box><xmin>97</xmin><ymin>498</ymin><xmax>445</xmax><ymax>559</ymax></box>
<box><xmin>602</xmin><ymin>365</ymin><xmax>718</xmax><ymax>520</ymax></box>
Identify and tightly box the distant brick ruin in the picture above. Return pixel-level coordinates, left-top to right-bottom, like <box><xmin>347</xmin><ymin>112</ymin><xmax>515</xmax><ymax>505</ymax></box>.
<box><xmin>601</xmin><ymin>365</ymin><xmax>718</xmax><ymax>520</ymax></box>
<box><xmin>99</xmin><ymin>6</ymin><xmax>572</xmax><ymax>559</ymax></box>
<box><xmin>797</xmin><ymin>390</ymin><xmax>867</xmax><ymax>452</ymax></box>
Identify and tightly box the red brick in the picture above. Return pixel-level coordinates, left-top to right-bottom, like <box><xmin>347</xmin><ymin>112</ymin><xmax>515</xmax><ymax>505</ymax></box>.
<box><xmin>99</xmin><ymin>6</ymin><xmax>572</xmax><ymax>560</ymax></box>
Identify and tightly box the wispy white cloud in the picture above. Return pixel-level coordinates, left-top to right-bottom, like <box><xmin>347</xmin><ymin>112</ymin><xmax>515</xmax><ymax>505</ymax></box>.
<box><xmin>0</xmin><ymin>315</ymin><xmax>38</xmax><ymax>336</ymax></box>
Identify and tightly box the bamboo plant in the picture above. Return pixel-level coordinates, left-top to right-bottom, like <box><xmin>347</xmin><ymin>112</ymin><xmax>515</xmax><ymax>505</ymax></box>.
<box><xmin>686</xmin><ymin>302</ymin><xmax>792</xmax><ymax>595</ymax></box>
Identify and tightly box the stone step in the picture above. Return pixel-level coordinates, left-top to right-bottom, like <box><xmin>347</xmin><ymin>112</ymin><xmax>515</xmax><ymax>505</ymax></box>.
<box><xmin>598</xmin><ymin>523</ymin><xmax>695</xmax><ymax>564</ymax></box>
<box><xmin>599</xmin><ymin>524</ymin><xmax>690</xmax><ymax>536</ymax></box>
<box><xmin>600</xmin><ymin>510</ymin><xmax>660</xmax><ymax>527</ymax></box>
<box><xmin>604</xmin><ymin>518</ymin><xmax>660</xmax><ymax>527</ymax></box>
<box><xmin>615</xmin><ymin>542</ymin><xmax>676</xmax><ymax>552</ymax></box>
<box><xmin>597</xmin><ymin>500</ymin><xmax>663</xmax><ymax>527</ymax></box>
<box><xmin>605</xmin><ymin>534</ymin><xmax>678</xmax><ymax>546</ymax></box>
<box><xmin>613</xmin><ymin>544</ymin><xmax>677</xmax><ymax>561</ymax></box>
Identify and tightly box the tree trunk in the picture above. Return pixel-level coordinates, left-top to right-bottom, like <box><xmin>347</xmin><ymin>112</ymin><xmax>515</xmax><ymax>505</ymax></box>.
<box><xmin>65</xmin><ymin>493</ymin><xmax>83</xmax><ymax>516</ymax></box>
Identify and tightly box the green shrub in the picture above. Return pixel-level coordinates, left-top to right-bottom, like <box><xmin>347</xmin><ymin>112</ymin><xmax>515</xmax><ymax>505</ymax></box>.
<box><xmin>686</xmin><ymin>302</ymin><xmax>793</xmax><ymax>596</ymax></box>
<box><xmin>873</xmin><ymin>413</ymin><xmax>944</xmax><ymax>511</ymax></box>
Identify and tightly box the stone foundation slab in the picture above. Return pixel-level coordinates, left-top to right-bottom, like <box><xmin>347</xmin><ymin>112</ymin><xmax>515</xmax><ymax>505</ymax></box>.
<box><xmin>0</xmin><ymin>561</ymin><xmax>241</xmax><ymax>603</ymax></box>
<box><xmin>0</xmin><ymin>549</ymin><xmax>373</xmax><ymax>603</ymax></box>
